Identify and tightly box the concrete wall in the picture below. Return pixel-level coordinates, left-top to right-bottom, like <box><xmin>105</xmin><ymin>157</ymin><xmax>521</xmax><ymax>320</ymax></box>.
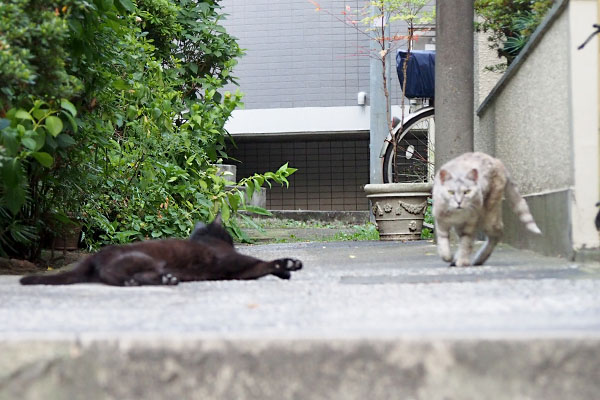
<box><xmin>473</xmin><ymin>22</ymin><xmax>503</xmax><ymax>155</ymax></box>
<box><xmin>476</xmin><ymin>0</ymin><xmax>600</xmax><ymax>258</ymax></box>
<box><xmin>477</xmin><ymin>5</ymin><xmax>573</xmax><ymax>194</ymax></box>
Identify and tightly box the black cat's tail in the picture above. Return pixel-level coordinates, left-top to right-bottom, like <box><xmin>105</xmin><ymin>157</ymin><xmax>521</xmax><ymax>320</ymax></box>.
<box><xmin>20</xmin><ymin>258</ymin><xmax>94</xmax><ymax>285</ymax></box>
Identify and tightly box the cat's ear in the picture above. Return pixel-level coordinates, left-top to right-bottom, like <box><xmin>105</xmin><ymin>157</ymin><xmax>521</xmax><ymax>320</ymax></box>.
<box><xmin>439</xmin><ymin>169</ymin><xmax>452</xmax><ymax>184</ymax></box>
<box><xmin>190</xmin><ymin>222</ymin><xmax>208</xmax><ymax>241</ymax></box>
<box><xmin>466</xmin><ymin>168</ymin><xmax>479</xmax><ymax>182</ymax></box>
<box><xmin>212</xmin><ymin>213</ymin><xmax>223</xmax><ymax>226</ymax></box>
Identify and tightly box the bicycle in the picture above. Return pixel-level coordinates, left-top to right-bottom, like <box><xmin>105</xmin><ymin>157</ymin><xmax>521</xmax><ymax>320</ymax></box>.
<box><xmin>380</xmin><ymin>49</ymin><xmax>435</xmax><ymax>184</ymax></box>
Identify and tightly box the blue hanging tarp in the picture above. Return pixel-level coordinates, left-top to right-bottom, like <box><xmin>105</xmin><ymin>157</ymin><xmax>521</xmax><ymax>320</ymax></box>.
<box><xmin>396</xmin><ymin>49</ymin><xmax>435</xmax><ymax>99</ymax></box>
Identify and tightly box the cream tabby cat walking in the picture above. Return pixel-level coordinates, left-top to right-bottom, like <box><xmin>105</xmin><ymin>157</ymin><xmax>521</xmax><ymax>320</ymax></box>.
<box><xmin>432</xmin><ymin>152</ymin><xmax>541</xmax><ymax>267</ymax></box>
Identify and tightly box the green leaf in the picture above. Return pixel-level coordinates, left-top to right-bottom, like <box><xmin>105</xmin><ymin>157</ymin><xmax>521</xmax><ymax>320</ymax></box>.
<box><xmin>244</xmin><ymin>205</ymin><xmax>272</xmax><ymax>216</ymax></box>
<box><xmin>60</xmin><ymin>99</ymin><xmax>77</xmax><ymax>117</ymax></box>
<box><xmin>45</xmin><ymin>134</ymin><xmax>58</xmax><ymax>150</ymax></box>
<box><xmin>62</xmin><ymin>111</ymin><xmax>78</xmax><ymax>133</ymax></box>
<box><xmin>191</xmin><ymin>114</ymin><xmax>202</xmax><ymax>125</ymax></box>
<box><xmin>32</xmin><ymin>130</ymin><xmax>46</xmax><ymax>151</ymax></box>
<box><xmin>15</xmin><ymin>110</ymin><xmax>33</xmax><ymax>121</ymax></box>
<box><xmin>1</xmin><ymin>129</ymin><xmax>18</xmax><ymax>155</ymax></box>
<box><xmin>57</xmin><ymin>134</ymin><xmax>76</xmax><ymax>148</ymax></box>
<box><xmin>245</xmin><ymin>181</ymin><xmax>255</xmax><ymax>202</ymax></box>
<box><xmin>4</xmin><ymin>185</ymin><xmax>26</xmax><ymax>215</ymax></box>
<box><xmin>32</xmin><ymin>108</ymin><xmax>49</xmax><ymax>120</ymax></box>
<box><xmin>113</xmin><ymin>80</ymin><xmax>129</xmax><ymax>90</ymax></box>
<box><xmin>100</xmin><ymin>0</ymin><xmax>114</xmax><ymax>11</ymax></box>
<box><xmin>45</xmin><ymin>116</ymin><xmax>63</xmax><ymax>137</ymax></box>
<box><xmin>1</xmin><ymin>158</ymin><xmax>24</xmax><ymax>187</ymax></box>
<box><xmin>0</xmin><ymin>118</ymin><xmax>9</xmax><ymax>130</ymax></box>
<box><xmin>220</xmin><ymin>198</ymin><xmax>231</xmax><ymax>222</ymax></box>
<box><xmin>116</xmin><ymin>0</ymin><xmax>135</xmax><ymax>12</ymax></box>
<box><xmin>68</xmin><ymin>19</ymin><xmax>84</xmax><ymax>38</ymax></box>
<box><xmin>239</xmin><ymin>213</ymin><xmax>265</xmax><ymax>233</ymax></box>
<box><xmin>127</xmin><ymin>105</ymin><xmax>137</xmax><ymax>120</ymax></box>
<box><xmin>228</xmin><ymin>192</ymin><xmax>240</xmax><ymax>212</ymax></box>
<box><xmin>21</xmin><ymin>137</ymin><xmax>37</xmax><ymax>150</ymax></box>
<box><xmin>31</xmin><ymin>152</ymin><xmax>54</xmax><ymax>167</ymax></box>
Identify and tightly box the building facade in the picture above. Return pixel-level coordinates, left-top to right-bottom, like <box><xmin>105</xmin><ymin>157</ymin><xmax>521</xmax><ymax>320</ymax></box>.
<box><xmin>220</xmin><ymin>0</ymin><xmax>435</xmax><ymax>211</ymax></box>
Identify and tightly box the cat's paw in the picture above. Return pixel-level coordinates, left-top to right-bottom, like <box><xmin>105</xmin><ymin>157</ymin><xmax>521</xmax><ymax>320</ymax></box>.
<box><xmin>274</xmin><ymin>258</ymin><xmax>303</xmax><ymax>271</ymax></box>
<box><xmin>441</xmin><ymin>253</ymin><xmax>453</xmax><ymax>263</ymax></box>
<box><xmin>161</xmin><ymin>273</ymin><xmax>179</xmax><ymax>285</ymax></box>
<box><xmin>124</xmin><ymin>278</ymin><xmax>140</xmax><ymax>286</ymax></box>
<box><xmin>437</xmin><ymin>244</ymin><xmax>452</xmax><ymax>263</ymax></box>
<box><xmin>455</xmin><ymin>258</ymin><xmax>471</xmax><ymax>267</ymax></box>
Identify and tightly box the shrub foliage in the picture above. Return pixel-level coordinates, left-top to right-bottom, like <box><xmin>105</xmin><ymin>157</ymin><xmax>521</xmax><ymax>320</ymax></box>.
<box><xmin>0</xmin><ymin>0</ymin><xmax>295</xmax><ymax>259</ymax></box>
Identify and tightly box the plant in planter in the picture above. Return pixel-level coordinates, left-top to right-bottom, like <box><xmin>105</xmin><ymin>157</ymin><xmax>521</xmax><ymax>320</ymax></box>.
<box><xmin>344</xmin><ymin>1</ymin><xmax>435</xmax><ymax>240</ymax></box>
<box><xmin>365</xmin><ymin>1</ymin><xmax>435</xmax><ymax>240</ymax></box>
<box><xmin>309</xmin><ymin>0</ymin><xmax>434</xmax><ymax>240</ymax></box>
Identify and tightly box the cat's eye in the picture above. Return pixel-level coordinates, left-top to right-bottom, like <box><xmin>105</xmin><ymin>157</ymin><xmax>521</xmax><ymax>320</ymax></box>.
<box><xmin>464</xmin><ymin>189</ymin><xmax>471</xmax><ymax>195</ymax></box>
<box><xmin>448</xmin><ymin>190</ymin><xmax>455</xmax><ymax>195</ymax></box>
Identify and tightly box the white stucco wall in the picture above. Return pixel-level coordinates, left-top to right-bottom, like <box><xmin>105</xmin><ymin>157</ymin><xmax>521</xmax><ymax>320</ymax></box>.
<box><xmin>569</xmin><ymin>0</ymin><xmax>600</xmax><ymax>250</ymax></box>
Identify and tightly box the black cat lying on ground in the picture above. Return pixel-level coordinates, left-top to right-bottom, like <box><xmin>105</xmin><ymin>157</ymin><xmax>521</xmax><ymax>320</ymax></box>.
<box><xmin>20</xmin><ymin>215</ymin><xmax>302</xmax><ymax>286</ymax></box>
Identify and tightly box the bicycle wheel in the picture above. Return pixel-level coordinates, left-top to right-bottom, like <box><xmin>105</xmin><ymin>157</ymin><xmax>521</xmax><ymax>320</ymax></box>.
<box><xmin>382</xmin><ymin>108</ymin><xmax>435</xmax><ymax>183</ymax></box>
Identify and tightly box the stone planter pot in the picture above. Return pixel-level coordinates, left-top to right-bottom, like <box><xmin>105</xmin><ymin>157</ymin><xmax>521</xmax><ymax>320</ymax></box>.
<box><xmin>216</xmin><ymin>164</ymin><xmax>267</xmax><ymax>208</ymax></box>
<box><xmin>364</xmin><ymin>182</ymin><xmax>432</xmax><ymax>241</ymax></box>
<box><xmin>215</xmin><ymin>164</ymin><xmax>237</xmax><ymax>181</ymax></box>
<box><xmin>224</xmin><ymin>185</ymin><xmax>267</xmax><ymax>208</ymax></box>
<box><xmin>52</xmin><ymin>222</ymin><xmax>82</xmax><ymax>251</ymax></box>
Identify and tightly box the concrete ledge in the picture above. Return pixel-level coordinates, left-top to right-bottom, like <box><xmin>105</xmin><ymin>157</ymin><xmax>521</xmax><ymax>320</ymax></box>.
<box><xmin>502</xmin><ymin>188</ymin><xmax>572</xmax><ymax>259</ymax></box>
<box><xmin>252</xmin><ymin>210</ymin><xmax>370</xmax><ymax>224</ymax></box>
<box><xmin>2</xmin><ymin>337</ymin><xmax>599</xmax><ymax>400</ymax></box>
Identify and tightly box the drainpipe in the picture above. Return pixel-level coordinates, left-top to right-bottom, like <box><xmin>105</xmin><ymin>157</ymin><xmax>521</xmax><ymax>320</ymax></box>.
<box><xmin>435</xmin><ymin>0</ymin><xmax>475</xmax><ymax>169</ymax></box>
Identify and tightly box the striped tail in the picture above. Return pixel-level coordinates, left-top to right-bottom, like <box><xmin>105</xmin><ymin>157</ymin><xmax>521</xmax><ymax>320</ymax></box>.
<box><xmin>505</xmin><ymin>179</ymin><xmax>542</xmax><ymax>235</ymax></box>
<box><xmin>20</xmin><ymin>258</ymin><xmax>94</xmax><ymax>285</ymax></box>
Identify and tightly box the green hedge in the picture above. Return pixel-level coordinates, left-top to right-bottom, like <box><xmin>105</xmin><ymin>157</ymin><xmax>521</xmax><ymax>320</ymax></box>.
<box><xmin>0</xmin><ymin>0</ymin><xmax>295</xmax><ymax>259</ymax></box>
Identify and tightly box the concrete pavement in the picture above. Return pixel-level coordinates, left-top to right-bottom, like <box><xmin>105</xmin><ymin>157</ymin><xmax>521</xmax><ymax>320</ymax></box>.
<box><xmin>1</xmin><ymin>240</ymin><xmax>600</xmax><ymax>399</ymax></box>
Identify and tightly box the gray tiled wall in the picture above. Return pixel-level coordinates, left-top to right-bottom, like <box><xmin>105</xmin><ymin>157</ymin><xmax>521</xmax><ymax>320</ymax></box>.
<box><xmin>228</xmin><ymin>138</ymin><xmax>370</xmax><ymax>211</ymax></box>
<box><xmin>220</xmin><ymin>0</ymin><xmax>406</xmax><ymax>109</ymax></box>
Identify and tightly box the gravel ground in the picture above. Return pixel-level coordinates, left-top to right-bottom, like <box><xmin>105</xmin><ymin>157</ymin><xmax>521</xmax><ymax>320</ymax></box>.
<box><xmin>2</xmin><ymin>240</ymin><xmax>599</xmax><ymax>339</ymax></box>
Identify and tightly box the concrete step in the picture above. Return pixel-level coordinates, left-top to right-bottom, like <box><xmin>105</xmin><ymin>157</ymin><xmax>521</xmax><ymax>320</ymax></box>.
<box><xmin>2</xmin><ymin>337</ymin><xmax>599</xmax><ymax>399</ymax></box>
<box><xmin>2</xmin><ymin>241</ymin><xmax>599</xmax><ymax>399</ymax></box>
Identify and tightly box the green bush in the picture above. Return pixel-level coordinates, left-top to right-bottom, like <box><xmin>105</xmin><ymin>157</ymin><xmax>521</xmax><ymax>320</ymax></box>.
<box><xmin>475</xmin><ymin>0</ymin><xmax>554</xmax><ymax>70</ymax></box>
<box><xmin>0</xmin><ymin>0</ymin><xmax>296</xmax><ymax>258</ymax></box>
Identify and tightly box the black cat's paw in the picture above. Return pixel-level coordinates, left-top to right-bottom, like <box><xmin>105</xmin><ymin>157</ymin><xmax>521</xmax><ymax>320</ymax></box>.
<box><xmin>274</xmin><ymin>258</ymin><xmax>303</xmax><ymax>271</ymax></box>
<box><xmin>161</xmin><ymin>273</ymin><xmax>179</xmax><ymax>285</ymax></box>
<box><xmin>271</xmin><ymin>258</ymin><xmax>302</xmax><ymax>280</ymax></box>
<box><xmin>124</xmin><ymin>278</ymin><xmax>140</xmax><ymax>286</ymax></box>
